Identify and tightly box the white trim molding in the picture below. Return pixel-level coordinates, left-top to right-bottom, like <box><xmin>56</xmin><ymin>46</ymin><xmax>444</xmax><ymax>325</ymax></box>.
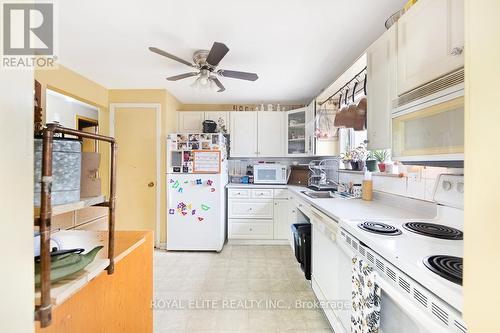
<box><xmin>109</xmin><ymin>103</ymin><xmax>162</xmax><ymax>248</ymax></box>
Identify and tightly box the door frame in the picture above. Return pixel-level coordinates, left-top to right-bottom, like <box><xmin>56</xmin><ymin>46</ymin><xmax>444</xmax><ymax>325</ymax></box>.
<box><xmin>109</xmin><ymin>103</ymin><xmax>162</xmax><ymax>247</ymax></box>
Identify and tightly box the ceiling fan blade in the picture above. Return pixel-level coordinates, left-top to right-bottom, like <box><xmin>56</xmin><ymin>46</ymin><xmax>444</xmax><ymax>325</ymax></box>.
<box><xmin>211</xmin><ymin>77</ymin><xmax>225</xmax><ymax>92</ymax></box>
<box><xmin>149</xmin><ymin>47</ymin><xmax>196</xmax><ymax>68</ymax></box>
<box><xmin>166</xmin><ymin>72</ymin><xmax>199</xmax><ymax>81</ymax></box>
<box><xmin>217</xmin><ymin>69</ymin><xmax>258</xmax><ymax>81</ymax></box>
<box><xmin>206</xmin><ymin>42</ymin><xmax>229</xmax><ymax>67</ymax></box>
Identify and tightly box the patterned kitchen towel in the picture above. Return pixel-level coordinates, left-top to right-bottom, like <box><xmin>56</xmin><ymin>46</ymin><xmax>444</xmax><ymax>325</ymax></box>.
<box><xmin>351</xmin><ymin>257</ymin><xmax>381</xmax><ymax>333</ymax></box>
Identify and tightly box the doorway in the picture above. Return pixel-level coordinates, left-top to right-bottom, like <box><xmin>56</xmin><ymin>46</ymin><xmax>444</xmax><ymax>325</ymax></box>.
<box><xmin>76</xmin><ymin>116</ymin><xmax>98</xmax><ymax>152</ymax></box>
<box><xmin>110</xmin><ymin>104</ymin><xmax>161</xmax><ymax>246</ymax></box>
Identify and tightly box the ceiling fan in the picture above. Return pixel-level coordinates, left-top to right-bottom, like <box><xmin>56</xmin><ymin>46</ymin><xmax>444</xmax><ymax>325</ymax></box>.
<box><xmin>149</xmin><ymin>42</ymin><xmax>259</xmax><ymax>92</ymax></box>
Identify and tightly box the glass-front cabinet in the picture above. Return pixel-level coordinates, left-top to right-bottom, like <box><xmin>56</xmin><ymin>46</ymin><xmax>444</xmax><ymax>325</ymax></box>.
<box><xmin>286</xmin><ymin>108</ymin><xmax>307</xmax><ymax>155</ymax></box>
<box><xmin>286</xmin><ymin>105</ymin><xmax>316</xmax><ymax>156</ymax></box>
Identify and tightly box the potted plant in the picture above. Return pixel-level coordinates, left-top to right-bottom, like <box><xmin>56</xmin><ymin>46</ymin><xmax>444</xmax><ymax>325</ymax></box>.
<box><xmin>350</xmin><ymin>145</ymin><xmax>368</xmax><ymax>171</ymax></box>
<box><xmin>340</xmin><ymin>149</ymin><xmax>352</xmax><ymax>169</ymax></box>
<box><xmin>373</xmin><ymin>150</ymin><xmax>390</xmax><ymax>172</ymax></box>
<box><xmin>366</xmin><ymin>151</ymin><xmax>378</xmax><ymax>172</ymax></box>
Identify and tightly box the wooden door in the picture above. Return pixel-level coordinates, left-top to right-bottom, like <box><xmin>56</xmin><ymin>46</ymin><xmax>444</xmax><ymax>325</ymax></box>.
<box><xmin>177</xmin><ymin>111</ymin><xmax>204</xmax><ymax>132</ymax></box>
<box><xmin>258</xmin><ymin>111</ymin><xmax>284</xmax><ymax>157</ymax></box>
<box><xmin>367</xmin><ymin>24</ymin><xmax>397</xmax><ymax>150</ymax></box>
<box><xmin>397</xmin><ymin>0</ymin><xmax>464</xmax><ymax>95</ymax></box>
<box><xmin>230</xmin><ymin>111</ymin><xmax>257</xmax><ymax>157</ymax></box>
<box><xmin>114</xmin><ymin>107</ymin><xmax>157</xmax><ymax>232</ymax></box>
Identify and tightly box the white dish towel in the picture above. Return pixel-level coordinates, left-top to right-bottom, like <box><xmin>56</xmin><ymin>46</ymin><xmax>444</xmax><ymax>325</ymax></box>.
<box><xmin>351</xmin><ymin>257</ymin><xmax>381</xmax><ymax>333</ymax></box>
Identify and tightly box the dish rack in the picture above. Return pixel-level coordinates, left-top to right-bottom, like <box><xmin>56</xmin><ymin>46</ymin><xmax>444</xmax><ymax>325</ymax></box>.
<box><xmin>308</xmin><ymin>158</ymin><xmax>339</xmax><ymax>191</ymax></box>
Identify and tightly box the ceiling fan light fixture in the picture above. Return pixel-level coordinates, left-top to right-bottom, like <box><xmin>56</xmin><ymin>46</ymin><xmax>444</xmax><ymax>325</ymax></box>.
<box><xmin>150</xmin><ymin>42</ymin><xmax>258</xmax><ymax>93</ymax></box>
<box><xmin>198</xmin><ymin>69</ymin><xmax>210</xmax><ymax>87</ymax></box>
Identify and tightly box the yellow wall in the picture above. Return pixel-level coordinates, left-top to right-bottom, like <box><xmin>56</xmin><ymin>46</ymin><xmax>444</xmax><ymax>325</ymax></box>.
<box><xmin>35</xmin><ymin>65</ymin><xmax>111</xmax><ymax>198</ymax></box>
<box><xmin>0</xmin><ymin>69</ymin><xmax>34</xmax><ymax>331</ymax></box>
<box><xmin>464</xmin><ymin>0</ymin><xmax>500</xmax><ymax>331</ymax></box>
<box><xmin>108</xmin><ymin>89</ymin><xmax>181</xmax><ymax>243</ymax></box>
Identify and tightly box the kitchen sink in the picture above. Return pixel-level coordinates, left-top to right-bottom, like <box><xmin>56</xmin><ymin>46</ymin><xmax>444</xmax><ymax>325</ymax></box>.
<box><xmin>301</xmin><ymin>191</ymin><xmax>335</xmax><ymax>199</ymax></box>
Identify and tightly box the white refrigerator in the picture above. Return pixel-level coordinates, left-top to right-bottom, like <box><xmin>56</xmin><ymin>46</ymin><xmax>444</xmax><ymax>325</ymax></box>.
<box><xmin>166</xmin><ymin>133</ymin><xmax>228</xmax><ymax>251</ymax></box>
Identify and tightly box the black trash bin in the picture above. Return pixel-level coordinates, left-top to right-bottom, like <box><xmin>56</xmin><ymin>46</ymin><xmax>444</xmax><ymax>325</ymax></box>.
<box><xmin>291</xmin><ymin>223</ymin><xmax>311</xmax><ymax>280</ymax></box>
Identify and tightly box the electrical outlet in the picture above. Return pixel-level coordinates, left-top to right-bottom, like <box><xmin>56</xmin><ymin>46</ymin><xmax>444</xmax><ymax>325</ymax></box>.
<box><xmin>407</xmin><ymin>166</ymin><xmax>423</xmax><ymax>182</ymax></box>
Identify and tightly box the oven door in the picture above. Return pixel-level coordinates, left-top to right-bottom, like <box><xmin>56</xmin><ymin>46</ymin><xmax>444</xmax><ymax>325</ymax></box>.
<box><xmin>330</xmin><ymin>230</ymin><xmax>448</xmax><ymax>333</ymax></box>
<box><xmin>392</xmin><ymin>95</ymin><xmax>464</xmax><ymax>162</ymax></box>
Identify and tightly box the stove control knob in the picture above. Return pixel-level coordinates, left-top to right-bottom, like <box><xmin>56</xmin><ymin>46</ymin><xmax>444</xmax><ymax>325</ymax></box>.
<box><xmin>457</xmin><ymin>182</ymin><xmax>464</xmax><ymax>193</ymax></box>
<box><xmin>442</xmin><ymin>180</ymin><xmax>453</xmax><ymax>191</ymax></box>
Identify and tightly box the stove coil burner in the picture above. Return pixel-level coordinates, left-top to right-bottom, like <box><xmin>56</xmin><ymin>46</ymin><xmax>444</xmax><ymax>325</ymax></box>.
<box><xmin>424</xmin><ymin>255</ymin><xmax>463</xmax><ymax>285</ymax></box>
<box><xmin>357</xmin><ymin>221</ymin><xmax>402</xmax><ymax>236</ymax></box>
<box><xmin>403</xmin><ymin>222</ymin><xmax>463</xmax><ymax>240</ymax></box>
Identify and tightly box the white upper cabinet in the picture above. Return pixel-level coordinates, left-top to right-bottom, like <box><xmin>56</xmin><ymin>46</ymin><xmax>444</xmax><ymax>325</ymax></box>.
<box><xmin>305</xmin><ymin>102</ymin><xmax>316</xmax><ymax>155</ymax></box>
<box><xmin>366</xmin><ymin>24</ymin><xmax>397</xmax><ymax>150</ymax></box>
<box><xmin>397</xmin><ymin>0</ymin><xmax>464</xmax><ymax>95</ymax></box>
<box><xmin>230</xmin><ymin>111</ymin><xmax>285</xmax><ymax>158</ymax></box>
<box><xmin>204</xmin><ymin>111</ymin><xmax>230</xmax><ymax>133</ymax></box>
<box><xmin>178</xmin><ymin>111</ymin><xmax>230</xmax><ymax>133</ymax></box>
<box><xmin>230</xmin><ymin>112</ymin><xmax>258</xmax><ymax>157</ymax></box>
<box><xmin>258</xmin><ymin>112</ymin><xmax>285</xmax><ymax>157</ymax></box>
<box><xmin>177</xmin><ymin>111</ymin><xmax>204</xmax><ymax>133</ymax></box>
<box><xmin>286</xmin><ymin>107</ymin><xmax>307</xmax><ymax>156</ymax></box>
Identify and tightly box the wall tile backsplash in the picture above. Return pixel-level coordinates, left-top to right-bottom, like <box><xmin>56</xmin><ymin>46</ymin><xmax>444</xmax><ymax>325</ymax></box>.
<box><xmin>339</xmin><ymin>166</ymin><xmax>463</xmax><ymax>202</ymax></box>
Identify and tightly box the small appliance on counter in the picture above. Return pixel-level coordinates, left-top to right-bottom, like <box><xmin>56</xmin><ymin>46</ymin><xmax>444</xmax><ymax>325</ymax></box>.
<box><xmin>307</xmin><ymin>159</ymin><xmax>339</xmax><ymax>191</ymax></box>
<box><xmin>253</xmin><ymin>163</ymin><xmax>289</xmax><ymax>184</ymax></box>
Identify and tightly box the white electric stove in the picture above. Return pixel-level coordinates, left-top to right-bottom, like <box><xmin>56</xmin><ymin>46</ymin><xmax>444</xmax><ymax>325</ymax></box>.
<box><xmin>340</xmin><ymin>174</ymin><xmax>466</xmax><ymax>332</ymax></box>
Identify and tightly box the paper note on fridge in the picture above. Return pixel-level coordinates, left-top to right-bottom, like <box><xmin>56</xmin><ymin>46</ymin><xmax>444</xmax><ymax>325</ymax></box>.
<box><xmin>193</xmin><ymin>150</ymin><xmax>221</xmax><ymax>173</ymax></box>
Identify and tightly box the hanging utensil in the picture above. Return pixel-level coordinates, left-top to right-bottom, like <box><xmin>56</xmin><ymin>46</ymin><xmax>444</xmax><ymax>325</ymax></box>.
<box><xmin>344</xmin><ymin>82</ymin><xmax>358</xmax><ymax>128</ymax></box>
<box><xmin>334</xmin><ymin>93</ymin><xmax>343</xmax><ymax>127</ymax></box>
<box><xmin>354</xmin><ymin>74</ymin><xmax>368</xmax><ymax>131</ymax></box>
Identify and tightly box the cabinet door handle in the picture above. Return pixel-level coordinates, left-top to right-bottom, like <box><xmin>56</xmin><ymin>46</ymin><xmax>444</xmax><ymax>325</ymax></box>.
<box><xmin>451</xmin><ymin>47</ymin><xmax>464</xmax><ymax>56</ymax></box>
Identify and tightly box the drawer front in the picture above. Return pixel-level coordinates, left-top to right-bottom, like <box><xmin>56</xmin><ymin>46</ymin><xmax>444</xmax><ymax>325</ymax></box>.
<box><xmin>229</xmin><ymin>200</ymin><xmax>273</xmax><ymax>218</ymax></box>
<box><xmin>74</xmin><ymin>216</ymin><xmax>108</xmax><ymax>231</ymax></box>
<box><xmin>251</xmin><ymin>189</ymin><xmax>273</xmax><ymax>199</ymax></box>
<box><xmin>75</xmin><ymin>206</ymin><xmax>108</xmax><ymax>225</ymax></box>
<box><xmin>229</xmin><ymin>219</ymin><xmax>273</xmax><ymax>239</ymax></box>
<box><xmin>273</xmin><ymin>188</ymin><xmax>289</xmax><ymax>199</ymax></box>
<box><xmin>52</xmin><ymin>212</ymin><xmax>74</xmax><ymax>230</ymax></box>
<box><xmin>293</xmin><ymin>197</ymin><xmax>312</xmax><ymax>217</ymax></box>
<box><xmin>228</xmin><ymin>188</ymin><xmax>251</xmax><ymax>198</ymax></box>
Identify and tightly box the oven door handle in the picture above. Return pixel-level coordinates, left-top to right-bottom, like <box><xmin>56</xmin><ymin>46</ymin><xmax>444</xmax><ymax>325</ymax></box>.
<box><xmin>376</xmin><ymin>278</ymin><xmax>448</xmax><ymax>332</ymax></box>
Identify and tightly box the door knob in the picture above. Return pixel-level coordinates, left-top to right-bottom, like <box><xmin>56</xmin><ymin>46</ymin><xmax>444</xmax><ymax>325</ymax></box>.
<box><xmin>148</xmin><ymin>182</ymin><xmax>155</xmax><ymax>187</ymax></box>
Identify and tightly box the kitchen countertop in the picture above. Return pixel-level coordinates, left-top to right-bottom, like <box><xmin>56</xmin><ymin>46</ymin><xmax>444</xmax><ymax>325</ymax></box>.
<box><xmin>226</xmin><ymin>183</ymin><xmax>289</xmax><ymax>189</ymax></box>
<box><xmin>226</xmin><ymin>182</ymin><xmax>436</xmax><ymax>221</ymax></box>
<box><xmin>35</xmin><ymin>230</ymin><xmax>149</xmax><ymax>306</ymax></box>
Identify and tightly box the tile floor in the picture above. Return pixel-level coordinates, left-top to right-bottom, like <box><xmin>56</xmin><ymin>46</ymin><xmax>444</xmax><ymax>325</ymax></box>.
<box><xmin>154</xmin><ymin>244</ymin><xmax>332</xmax><ymax>332</ymax></box>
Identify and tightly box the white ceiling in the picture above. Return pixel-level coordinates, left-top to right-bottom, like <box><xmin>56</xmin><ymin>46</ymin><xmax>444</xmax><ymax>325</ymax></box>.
<box><xmin>56</xmin><ymin>0</ymin><xmax>405</xmax><ymax>104</ymax></box>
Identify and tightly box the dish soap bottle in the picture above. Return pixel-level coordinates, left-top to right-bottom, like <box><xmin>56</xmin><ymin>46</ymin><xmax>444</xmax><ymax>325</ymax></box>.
<box><xmin>362</xmin><ymin>167</ymin><xmax>373</xmax><ymax>201</ymax></box>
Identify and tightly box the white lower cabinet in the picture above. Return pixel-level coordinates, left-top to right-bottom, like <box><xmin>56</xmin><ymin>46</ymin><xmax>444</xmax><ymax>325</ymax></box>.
<box><xmin>228</xmin><ymin>219</ymin><xmax>273</xmax><ymax>239</ymax></box>
<box><xmin>228</xmin><ymin>188</ymin><xmax>291</xmax><ymax>241</ymax></box>
<box><xmin>228</xmin><ymin>200</ymin><xmax>274</xmax><ymax>219</ymax></box>
<box><xmin>273</xmin><ymin>199</ymin><xmax>289</xmax><ymax>240</ymax></box>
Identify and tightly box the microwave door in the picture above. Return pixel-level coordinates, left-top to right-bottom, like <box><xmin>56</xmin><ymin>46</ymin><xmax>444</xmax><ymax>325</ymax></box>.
<box><xmin>392</xmin><ymin>96</ymin><xmax>464</xmax><ymax>161</ymax></box>
<box><xmin>257</xmin><ymin>169</ymin><xmax>276</xmax><ymax>182</ymax></box>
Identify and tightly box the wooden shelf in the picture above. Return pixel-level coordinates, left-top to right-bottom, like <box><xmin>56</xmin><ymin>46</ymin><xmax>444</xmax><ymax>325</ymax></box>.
<box><xmin>34</xmin><ymin>195</ymin><xmax>106</xmax><ymax>218</ymax></box>
<box><xmin>288</xmin><ymin>123</ymin><xmax>305</xmax><ymax>128</ymax></box>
